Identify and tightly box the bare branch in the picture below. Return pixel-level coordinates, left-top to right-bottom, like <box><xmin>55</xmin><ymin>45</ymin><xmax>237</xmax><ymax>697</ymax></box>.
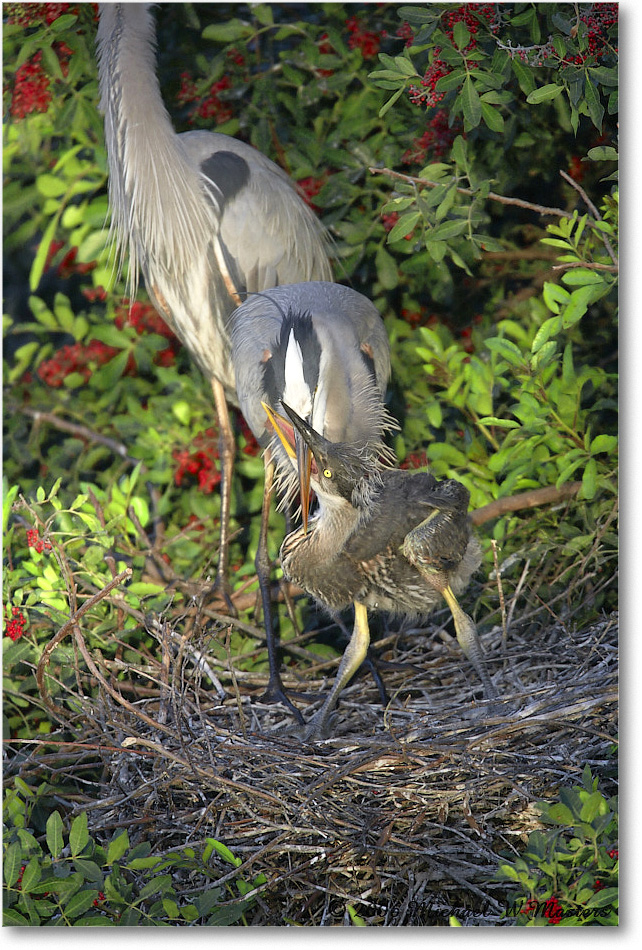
<box><xmin>471</xmin><ymin>482</ymin><xmax>582</xmax><ymax>526</ymax></box>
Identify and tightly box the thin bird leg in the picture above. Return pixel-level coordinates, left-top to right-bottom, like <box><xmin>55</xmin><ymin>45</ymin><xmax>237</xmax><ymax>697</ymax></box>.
<box><xmin>304</xmin><ymin>602</ymin><xmax>371</xmax><ymax>741</ymax></box>
<box><xmin>211</xmin><ymin>377</ymin><xmax>236</xmax><ymax>614</ymax></box>
<box><xmin>256</xmin><ymin>453</ymin><xmax>304</xmax><ymax>723</ymax></box>
<box><xmin>440</xmin><ymin>585</ymin><xmax>498</xmax><ymax>700</ymax></box>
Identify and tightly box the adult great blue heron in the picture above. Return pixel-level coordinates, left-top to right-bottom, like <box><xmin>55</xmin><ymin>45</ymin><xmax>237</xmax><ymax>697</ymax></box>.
<box><xmin>229</xmin><ymin>282</ymin><xmax>397</xmax><ymax>714</ymax></box>
<box><xmin>272</xmin><ymin>405</ymin><xmax>497</xmax><ymax>739</ymax></box>
<box><xmin>96</xmin><ymin>3</ymin><xmax>333</xmax><ymax>600</ymax></box>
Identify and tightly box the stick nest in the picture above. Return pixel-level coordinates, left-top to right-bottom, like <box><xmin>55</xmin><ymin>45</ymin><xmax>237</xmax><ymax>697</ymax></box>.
<box><xmin>25</xmin><ymin>581</ymin><xmax>618</xmax><ymax>925</ymax></box>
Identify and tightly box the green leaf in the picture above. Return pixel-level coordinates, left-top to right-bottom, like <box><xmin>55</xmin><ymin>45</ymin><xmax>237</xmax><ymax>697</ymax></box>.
<box><xmin>3</xmin><ymin>908</ymin><xmax>29</xmax><ymax>925</ymax></box>
<box><xmin>579</xmin><ymin>791</ymin><xmax>606</xmax><ymax>822</ymax></box>
<box><xmin>19</xmin><ymin>857</ymin><xmax>42</xmax><ymax>893</ymax></box>
<box><xmin>66</xmin><ymin>889</ymin><xmax>100</xmax><ymax>919</ymax></box>
<box><xmin>451</xmin><ymin>135</ymin><xmax>468</xmax><ymax>172</ymax></box>
<box><xmin>462</xmin><ymin>75</ymin><xmax>481</xmax><ymax>128</ymax></box>
<box><xmin>106</xmin><ymin>831</ymin><xmax>130</xmax><ymax>866</ymax></box>
<box><xmin>453</xmin><ymin>21</ymin><xmax>471</xmax><ymax>50</ymax></box>
<box><xmin>195</xmin><ymin>888</ymin><xmax>225</xmax><ymax>918</ymax></box>
<box><xmin>46</xmin><ymin>811</ymin><xmax>64</xmax><ymax>859</ymax></box>
<box><xmin>3</xmin><ymin>483</ymin><xmax>19</xmax><ymax>534</ymax></box>
<box><xmin>4</xmin><ymin>841</ymin><xmax>23</xmax><ymax>886</ymax></box>
<box><xmin>561</xmin><ymin>285</ymin><xmax>597</xmax><ymax>328</ymax></box>
<box><xmin>378</xmin><ymin>85</ymin><xmax>404</xmax><ymax>117</ymax></box>
<box><xmin>543</xmin><ymin>281</ymin><xmax>571</xmax><ymax>314</ymax></box>
<box><xmin>30</xmin><ymin>214</ymin><xmax>60</xmax><ymax>293</ymax></box>
<box><xmin>590</xmin><ymin>435</ymin><xmax>617</xmax><ymax>455</ymax></box>
<box><xmin>527</xmin><ymin>83</ymin><xmax>564</xmax><ymax>104</ymax></box>
<box><xmin>478</xmin><ymin>417</ymin><xmax>520</xmax><ymax>429</ymax></box>
<box><xmin>512</xmin><ymin>57</ymin><xmax>535</xmax><ymax>96</ymax></box>
<box><xmin>393</xmin><ymin>54</ymin><xmax>418</xmax><ymax>77</ymax></box>
<box><xmin>480</xmin><ymin>101</ymin><xmax>504</xmax><ymax>132</ymax></box>
<box><xmin>584</xmin><ymin>78</ymin><xmax>605</xmax><ymax>131</ymax></box>
<box><xmin>560</xmin><ymin>269</ymin><xmax>606</xmax><ymax>287</ymax></box>
<box><xmin>36</xmin><ymin>174</ymin><xmax>67</xmax><ymax>198</ymax></box>
<box><xmin>430</xmin><ymin>218</ymin><xmax>468</xmax><ymax>241</ymax></box>
<box><xmin>585</xmin><ymin>887</ymin><xmax>619</xmax><ymax>909</ymax></box>
<box><xmin>139</xmin><ymin>874</ymin><xmax>174</xmax><ymax>899</ymax></box>
<box><xmin>206</xmin><ymin>838</ymin><xmax>242</xmax><ymax>868</ymax></box>
<box><xmin>375</xmin><ymin>244</ymin><xmax>399</xmax><ymax>290</ymax></box>
<box><xmin>202</xmin><ymin>20</ymin><xmax>250</xmax><ymax>42</ymax></box>
<box><xmin>588</xmin><ymin>145</ymin><xmax>618</xmax><ymax>162</ymax></box>
<box><xmin>387</xmin><ymin>211</ymin><xmax>421</xmax><ymax>242</ymax></box>
<box><xmin>484</xmin><ymin>337</ymin><xmax>524</xmax><ymax>366</ymax></box>
<box><xmin>581</xmin><ymin>458</ymin><xmax>598</xmax><ymax>500</ymax></box>
<box><xmin>532</xmin><ymin>315</ymin><xmax>562</xmax><ymax>353</ymax></box>
<box><xmin>73</xmin><ymin>860</ymin><xmax>103</xmax><ymax>883</ymax></box>
<box><xmin>70</xmin><ymin>812</ymin><xmax>89</xmax><ymax>857</ymax></box>
<box><xmin>530</xmin><ymin>340</ymin><xmax>557</xmax><ymax>369</ymax></box>
<box><xmin>251</xmin><ymin>4</ymin><xmax>273</xmax><ymax>26</ymax></box>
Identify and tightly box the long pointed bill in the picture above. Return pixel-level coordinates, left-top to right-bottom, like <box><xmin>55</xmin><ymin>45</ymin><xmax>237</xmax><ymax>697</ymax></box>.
<box><xmin>261</xmin><ymin>401</ymin><xmax>313</xmax><ymax>533</ymax></box>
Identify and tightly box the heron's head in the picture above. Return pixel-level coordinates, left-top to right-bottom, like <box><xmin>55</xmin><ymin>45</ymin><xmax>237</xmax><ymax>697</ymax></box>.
<box><xmin>264</xmin><ymin>402</ymin><xmax>381</xmax><ymax>524</ymax></box>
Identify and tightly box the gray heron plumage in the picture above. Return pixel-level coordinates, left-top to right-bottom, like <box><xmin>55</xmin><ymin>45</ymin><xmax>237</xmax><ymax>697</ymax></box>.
<box><xmin>229</xmin><ymin>282</ymin><xmax>397</xmax><ymax>715</ymax></box>
<box><xmin>96</xmin><ymin>3</ymin><xmax>333</xmax><ymax>604</ymax></box>
<box><xmin>272</xmin><ymin>405</ymin><xmax>497</xmax><ymax>739</ymax></box>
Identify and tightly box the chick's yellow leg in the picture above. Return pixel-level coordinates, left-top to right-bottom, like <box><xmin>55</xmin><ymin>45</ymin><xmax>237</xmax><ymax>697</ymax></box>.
<box><xmin>304</xmin><ymin>602</ymin><xmax>370</xmax><ymax>741</ymax></box>
<box><xmin>441</xmin><ymin>585</ymin><xmax>497</xmax><ymax>699</ymax></box>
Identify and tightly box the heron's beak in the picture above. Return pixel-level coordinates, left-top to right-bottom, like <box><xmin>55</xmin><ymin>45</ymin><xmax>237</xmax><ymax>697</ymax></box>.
<box><xmin>261</xmin><ymin>401</ymin><xmax>313</xmax><ymax>533</ymax></box>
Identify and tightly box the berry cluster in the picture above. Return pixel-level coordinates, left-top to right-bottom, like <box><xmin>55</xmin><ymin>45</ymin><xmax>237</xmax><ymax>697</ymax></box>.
<box><xmin>297</xmin><ymin>174</ymin><xmax>328</xmax><ymax>212</ymax></box>
<box><xmin>173</xmin><ymin>428</ymin><xmax>221</xmax><ymax>494</ymax></box>
<box><xmin>5</xmin><ymin>606</ymin><xmax>27</xmax><ymax>641</ymax></box>
<box><xmin>402</xmin><ymin>109</ymin><xmax>462</xmax><ymax>163</ymax></box>
<box><xmin>9</xmin><ymin>35</ymin><xmax>74</xmax><ymax>120</ymax></box>
<box><xmin>396</xmin><ymin>22</ymin><xmax>415</xmax><ymax>48</ymax></box>
<box><xmin>400</xmin><ymin>450</ymin><xmax>428</xmax><ymax>470</ymax></box>
<box><xmin>176</xmin><ymin>50</ymin><xmax>247</xmax><ymax>125</ymax></box>
<box><xmin>177</xmin><ymin>72</ymin><xmax>234</xmax><ymax>124</ymax></box>
<box><xmin>27</xmin><ymin>527</ymin><xmax>52</xmax><ymax>553</ymax></box>
<box><xmin>114</xmin><ymin>300</ymin><xmax>180</xmax><ymax>368</ymax></box>
<box><xmin>520</xmin><ymin>896</ymin><xmax>563</xmax><ymax>925</ymax></box>
<box><xmin>561</xmin><ymin>3</ymin><xmax>618</xmax><ymax>67</ymax></box>
<box><xmin>236</xmin><ymin>412</ymin><xmax>261</xmax><ymax>458</ymax></box>
<box><xmin>37</xmin><ymin>339</ymin><xmax>122</xmax><ymax>388</ymax></box>
<box><xmin>10</xmin><ymin>52</ymin><xmax>51</xmax><ymax>119</ymax></box>
<box><xmin>316</xmin><ymin>33</ymin><xmax>336</xmax><ymax>77</ymax></box>
<box><xmin>407</xmin><ymin>4</ymin><xmax>496</xmax><ymax>108</ymax></box>
<box><xmin>345</xmin><ymin>15</ymin><xmax>384</xmax><ymax>60</ymax></box>
<box><xmin>37</xmin><ymin>297</ymin><xmax>181</xmax><ymax>389</ymax></box>
<box><xmin>5</xmin><ymin>3</ymin><xmax>73</xmax><ymax>27</ymax></box>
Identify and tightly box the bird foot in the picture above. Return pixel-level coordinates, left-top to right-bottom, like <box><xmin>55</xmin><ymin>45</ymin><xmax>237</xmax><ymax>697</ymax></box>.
<box><xmin>259</xmin><ymin>679</ymin><xmax>305</xmax><ymax>725</ymax></box>
<box><xmin>300</xmin><ymin>708</ymin><xmax>335</xmax><ymax>743</ymax></box>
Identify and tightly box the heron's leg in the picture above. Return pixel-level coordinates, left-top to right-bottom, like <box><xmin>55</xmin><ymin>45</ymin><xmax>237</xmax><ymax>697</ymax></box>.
<box><xmin>256</xmin><ymin>454</ymin><xmax>304</xmax><ymax>723</ymax></box>
<box><xmin>304</xmin><ymin>602</ymin><xmax>370</xmax><ymax>741</ymax></box>
<box><xmin>211</xmin><ymin>378</ymin><xmax>236</xmax><ymax>613</ymax></box>
<box><xmin>440</xmin><ymin>585</ymin><xmax>498</xmax><ymax>700</ymax></box>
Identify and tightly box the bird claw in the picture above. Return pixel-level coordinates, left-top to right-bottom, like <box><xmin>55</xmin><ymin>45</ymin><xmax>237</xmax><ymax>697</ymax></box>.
<box><xmin>259</xmin><ymin>679</ymin><xmax>305</xmax><ymax>725</ymax></box>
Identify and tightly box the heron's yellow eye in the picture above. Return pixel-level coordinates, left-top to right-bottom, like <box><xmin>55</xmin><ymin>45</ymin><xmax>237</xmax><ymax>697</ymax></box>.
<box><xmin>323</xmin><ymin>469</ymin><xmax>332</xmax><ymax>479</ymax></box>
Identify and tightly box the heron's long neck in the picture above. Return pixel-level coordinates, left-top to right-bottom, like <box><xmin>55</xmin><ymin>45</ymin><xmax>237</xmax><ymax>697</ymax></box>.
<box><xmin>96</xmin><ymin>4</ymin><xmax>212</xmax><ymax>287</ymax></box>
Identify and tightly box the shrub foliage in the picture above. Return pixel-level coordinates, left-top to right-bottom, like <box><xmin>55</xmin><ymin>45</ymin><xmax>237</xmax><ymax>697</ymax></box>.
<box><xmin>3</xmin><ymin>2</ymin><xmax>617</xmax><ymax>926</ymax></box>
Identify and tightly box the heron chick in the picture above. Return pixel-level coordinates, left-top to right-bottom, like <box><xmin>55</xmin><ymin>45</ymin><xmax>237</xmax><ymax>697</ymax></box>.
<box><xmin>272</xmin><ymin>405</ymin><xmax>497</xmax><ymax>740</ymax></box>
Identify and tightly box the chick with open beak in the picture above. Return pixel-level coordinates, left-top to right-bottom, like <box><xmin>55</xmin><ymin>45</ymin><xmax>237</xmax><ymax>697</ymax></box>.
<box><xmin>276</xmin><ymin>404</ymin><xmax>496</xmax><ymax>740</ymax></box>
<box><xmin>261</xmin><ymin>401</ymin><xmax>313</xmax><ymax>532</ymax></box>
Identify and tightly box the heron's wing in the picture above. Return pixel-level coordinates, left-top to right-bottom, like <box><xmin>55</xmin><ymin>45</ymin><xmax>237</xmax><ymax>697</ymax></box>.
<box><xmin>342</xmin><ymin>471</ymin><xmax>440</xmax><ymax>561</ymax></box>
<box><xmin>179</xmin><ymin>131</ymin><xmax>332</xmax><ymax>296</ymax></box>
